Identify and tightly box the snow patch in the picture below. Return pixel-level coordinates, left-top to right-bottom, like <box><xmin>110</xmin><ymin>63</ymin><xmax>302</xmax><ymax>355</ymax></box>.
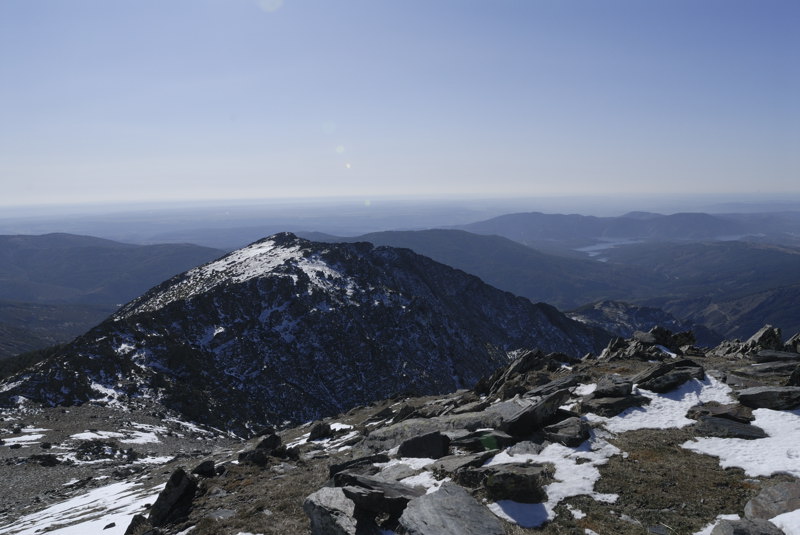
<box><xmin>485</xmin><ymin>431</ymin><xmax>620</xmax><ymax>527</ymax></box>
<box><xmin>682</xmin><ymin>409</ymin><xmax>800</xmax><ymax>478</ymax></box>
<box><xmin>586</xmin><ymin>376</ymin><xmax>734</xmax><ymax>432</ymax></box>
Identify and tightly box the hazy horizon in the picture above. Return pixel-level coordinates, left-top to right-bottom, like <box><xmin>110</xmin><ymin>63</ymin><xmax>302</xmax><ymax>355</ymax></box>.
<box><xmin>2</xmin><ymin>1</ymin><xmax>797</xmax><ymax>207</ymax></box>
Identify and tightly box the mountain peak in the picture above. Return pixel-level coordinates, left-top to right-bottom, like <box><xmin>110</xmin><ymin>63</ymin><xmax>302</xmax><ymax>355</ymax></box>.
<box><xmin>3</xmin><ymin>235</ymin><xmax>608</xmax><ymax>431</ymax></box>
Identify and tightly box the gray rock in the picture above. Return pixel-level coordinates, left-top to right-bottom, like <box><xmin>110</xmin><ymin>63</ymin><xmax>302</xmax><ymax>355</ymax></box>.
<box><xmin>737</xmin><ymin>386</ymin><xmax>800</xmax><ymax>410</ymax></box>
<box><xmin>594</xmin><ymin>375</ymin><xmax>633</xmax><ymax>398</ymax></box>
<box><xmin>638</xmin><ymin>367</ymin><xmax>705</xmax><ymax>393</ymax></box>
<box><xmin>788</xmin><ymin>366</ymin><xmax>800</xmax><ymax>387</ymax></box>
<box><xmin>505</xmin><ymin>440</ymin><xmax>546</xmax><ymax>456</ymax></box>
<box><xmin>309</xmin><ymin>422</ymin><xmax>333</xmax><ymax>441</ymax></box>
<box><xmin>754</xmin><ymin>350</ymin><xmax>800</xmax><ymax>363</ymax></box>
<box><xmin>524</xmin><ymin>375</ymin><xmax>582</xmax><ymax>398</ymax></box>
<box><xmin>631</xmin><ymin>358</ymin><xmax>704</xmax><ymax>385</ymax></box>
<box><xmin>148</xmin><ymin>468</ymin><xmax>198</xmax><ymax>527</ymax></box>
<box><xmin>502</xmin><ymin>389</ymin><xmax>571</xmax><ymax>437</ymax></box>
<box><xmin>449</xmin><ymin>430</ymin><xmax>516</xmax><ymax>452</ymax></box>
<box><xmin>191</xmin><ymin>460</ymin><xmax>216</xmax><ymax>478</ymax></box>
<box><xmin>399</xmin><ymin>482</ymin><xmax>505</xmax><ymax>535</ymax></box>
<box><xmin>736</xmin><ymin>362</ymin><xmax>800</xmax><ymax>377</ymax></box>
<box><xmin>332</xmin><ymin>471</ymin><xmax>424</xmax><ymax>507</ymax></box>
<box><xmin>329</xmin><ymin>453</ymin><xmax>389</xmax><ymax>478</ymax></box>
<box><xmin>686</xmin><ymin>402</ymin><xmax>754</xmax><ymax>424</ymax></box>
<box><xmin>580</xmin><ymin>395</ymin><xmax>649</xmax><ymax>417</ymax></box>
<box><xmin>710</xmin><ymin>518</ymin><xmax>784</xmax><ymax>535</ymax></box>
<box><xmin>543</xmin><ymin>416</ymin><xmax>591</xmax><ymax>447</ymax></box>
<box><xmin>693</xmin><ymin>416</ymin><xmax>767</xmax><ymax>440</ymax></box>
<box><xmin>429</xmin><ymin>450</ymin><xmax>499</xmax><ymax>477</ymax></box>
<box><xmin>303</xmin><ymin>487</ymin><xmax>359</xmax><ymax>535</ymax></box>
<box><xmin>397</xmin><ymin>431</ymin><xmax>450</xmax><ymax>459</ymax></box>
<box><xmin>480</xmin><ymin>464</ymin><xmax>549</xmax><ymax>503</ymax></box>
<box><xmin>744</xmin><ymin>325</ymin><xmax>783</xmax><ymax>352</ymax></box>
<box><xmin>744</xmin><ymin>481</ymin><xmax>800</xmax><ymax>520</ymax></box>
<box><xmin>256</xmin><ymin>433</ymin><xmax>282</xmax><ymax>451</ymax></box>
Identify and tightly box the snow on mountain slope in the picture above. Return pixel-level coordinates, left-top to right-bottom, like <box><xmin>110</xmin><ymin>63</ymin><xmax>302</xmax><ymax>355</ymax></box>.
<box><xmin>0</xmin><ymin>233</ymin><xmax>610</xmax><ymax>433</ymax></box>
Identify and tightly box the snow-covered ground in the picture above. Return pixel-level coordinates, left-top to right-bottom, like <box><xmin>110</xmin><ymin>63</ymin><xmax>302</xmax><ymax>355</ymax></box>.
<box><xmin>0</xmin><ymin>480</ymin><xmax>160</xmax><ymax>535</ymax></box>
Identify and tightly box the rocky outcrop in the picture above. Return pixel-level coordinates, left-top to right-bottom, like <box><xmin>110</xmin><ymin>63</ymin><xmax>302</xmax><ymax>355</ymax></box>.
<box><xmin>398</xmin><ymin>482</ymin><xmax>505</xmax><ymax>535</ymax></box>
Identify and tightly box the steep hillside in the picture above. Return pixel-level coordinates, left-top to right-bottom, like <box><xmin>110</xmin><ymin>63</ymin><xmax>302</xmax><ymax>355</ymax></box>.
<box><xmin>0</xmin><ymin>233</ymin><xmax>224</xmax><ymax>305</ymax></box>
<box><xmin>0</xmin><ymin>233</ymin><xmax>609</xmax><ymax>432</ymax></box>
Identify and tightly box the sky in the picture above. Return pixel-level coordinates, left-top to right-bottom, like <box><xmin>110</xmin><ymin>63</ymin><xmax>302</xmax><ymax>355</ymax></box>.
<box><xmin>1</xmin><ymin>0</ymin><xmax>798</xmax><ymax>207</ymax></box>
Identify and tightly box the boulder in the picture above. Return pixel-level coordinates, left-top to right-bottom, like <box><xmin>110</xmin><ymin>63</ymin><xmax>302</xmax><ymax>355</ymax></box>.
<box><xmin>191</xmin><ymin>460</ymin><xmax>216</xmax><ymax>478</ymax></box>
<box><xmin>594</xmin><ymin>375</ymin><xmax>633</xmax><ymax>398</ymax></box>
<box><xmin>686</xmin><ymin>402</ymin><xmax>754</xmax><ymax>424</ymax></box>
<box><xmin>480</xmin><ymin>464</ymin><xmax>549</xmax><ymax>503</ymax></box>
<box><xmin>744</xmin><ymin>481</ymin><xmax>800</xmax><ymax>520</ymax></box>
<box><xmin>543</xmin><ymin>417</ymin><xmax>591</xmax><ymax>447</ymax></box>
<box><xmin>256</xmin><ymin>433</ymin><xmax>282</xmax><ymax>451</ymax></box>
<box><xmin>631</xmin><ymin>358</ymin><xmax>703</xmax><ymax>384</ymax></box>
<box><xmin>692</xmin><ymin>416</ymin><xmax>767</xmax><ymax>440</ymax></box>
<box><xmin>505</xmin><ymin>440</ymin><xmax>546</xmax><ymax>456</ymax></box>
<box><xmin>710</xmin><ymin>518</ymin><xmax>784</xmax><ymax>535</ymax></box>
<box><xmin>638</xmin><ymin>367</ymin><xmax>705</xmax><ymax>393</ymax></box>
<box><xmin>397</xmin><ymin>431</ymin><xmax>450</xmax><ymax>459</ymax></box>
<box><xmin>309</xmin><ymin>422</ymin><xmax>333</xmax><ymax>441</ymax></box>
<box><xmin>501</xmin><ymin>389</ymin><xmax>571</xmax><ymax>437</ymax></box>
<box><xmin>148</xmin><ymin>468</ymin><xmax>198</xmax><ymax>527</ymax></box>
<box><xmin>303</xmin><ymin>487</ymin><xmax>360</xmax><ymax>535</ymax></box>
<box><xmin>580</xmin><ymin>395</ymin><xmax>649</xmax><ymax>417</ymax></box>
<box><xmin>744</xmin><ymin>325</ymin><xmax>783</xmax><ymax>352</ymax></box>
<box><xmin>398</xmin><ymin>482</ymin><xmax>505</xmax><ymax>535</ymax></box>
<box><xmin>332</xmin><ymin>471</ymin><xmax>424</xmax><ymax>509</ymax></box>
<box><xmin>737</xmin><ymin>386</ymin><xmax>800</xmax><ymax>410</ymax></box>
<box><xmin>238</xmin><ymin>449</ymin><xmax>269</xmax><ymax>467</ymax></box>
<box><xmin>454</xmin><ymin>462</ymin><xmax>549</xmax><ymax>495</ymax></box>
<box><xmin>429</xmin><ymin>450</ymin><xmax>498</xmax><ymax>477</ymax></box>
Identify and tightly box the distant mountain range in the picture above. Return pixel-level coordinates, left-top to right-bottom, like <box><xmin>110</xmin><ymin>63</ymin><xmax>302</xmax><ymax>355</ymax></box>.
<box><xmin>0</xmin><ymin>233</ymin><xmax>609</xmax><ymax>432</ymax></box>
<box><xmin>455</xmin><ymin>210</ymin><xmax>800</xmax><ymax>251</ymax></box>
<box><xmin>0</xmin><ymin>233</ymin><xmax>224</xmax><ymax>359</ymax></box>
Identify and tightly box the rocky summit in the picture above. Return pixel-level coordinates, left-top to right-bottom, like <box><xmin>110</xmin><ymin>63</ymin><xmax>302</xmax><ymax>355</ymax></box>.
<box><xmin>0</xmin><ymin>233</ymin><xmax>608</xmax><ymax>433</ymax></box>
<box><xmin>2</xmin><ymin>325</ymin><xmax>800</xmax><ymax>535</ymax></box>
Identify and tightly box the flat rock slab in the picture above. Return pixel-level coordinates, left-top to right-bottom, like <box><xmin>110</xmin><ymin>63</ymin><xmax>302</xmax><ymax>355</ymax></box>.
<box><xmin>580</xmin><ymin>395</ymin><xmax>649</xmax><ymax>417</ymax></box>
<box><xmin>686</xmin><ymin>402</ymin><xmax>754</xmax><ymax>424</ymax></box>
<box><xmin>745</xmin><ymin>481</ymin><xmax>800</xmax><ymax>520</ymax></box>
<box><xmin>399</xmin><ymin>481</ymin><xmax>505</xmax><ymax>535</ymax></box>
<box><xmin>710</xmin><ymin>518</ymin><xmax>784</xmax><ymax>535</ymax></box>
<box><xmin>692</xmin><ymin>416</ymin><xmax>767</xmax><ymax>440</ymax></box>
<box><xmin>754</xmin><ymin>350</ymin><xmax>800</xmax><ymax>363</ymax></box>
<box><xmin>737</xmin><ymin>386</ymin><xmax>800</xmax><ymax>410</ymax></box>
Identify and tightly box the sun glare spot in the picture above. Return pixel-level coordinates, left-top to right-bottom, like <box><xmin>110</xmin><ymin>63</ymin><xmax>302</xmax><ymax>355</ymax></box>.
<box><xmin>257</xmin><ymin>0</ymin><xmax>284</xmax><ymax>13</ymax></box>
<box><xmin>345</xmin><ymin>163</ymin><xmax>352</xmax><ymax>169</ymax></box>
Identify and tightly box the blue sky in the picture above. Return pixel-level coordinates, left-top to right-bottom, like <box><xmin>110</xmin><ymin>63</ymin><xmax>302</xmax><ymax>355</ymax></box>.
<box><xmin>1</xmin><ymin>0</ymin><xmax>797</xmax><ymax>206</ymax></box>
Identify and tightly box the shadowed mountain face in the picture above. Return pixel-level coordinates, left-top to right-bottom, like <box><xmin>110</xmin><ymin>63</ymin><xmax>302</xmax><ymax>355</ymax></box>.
<box><xmin>0</xmin><ymin>233</ymin><xmax>225</xmax><ymax>359</ymax></box>
<box><xmin>0</xmin><ymin>233</ymin><xmax>609</xmax><ymax>432</ymax></box>
<box><xmin>0</xmin><ymin>233</ymin><xmax>225</xmax><ymax>305</ymax></box>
